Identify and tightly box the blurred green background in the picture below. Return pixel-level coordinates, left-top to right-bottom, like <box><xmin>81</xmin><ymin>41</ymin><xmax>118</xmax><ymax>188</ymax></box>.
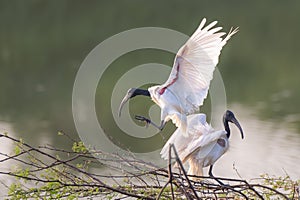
<box><xmin>0</xmin><ymin>1</ymin><xmax>300</xmax><ymax>178</ymax></box>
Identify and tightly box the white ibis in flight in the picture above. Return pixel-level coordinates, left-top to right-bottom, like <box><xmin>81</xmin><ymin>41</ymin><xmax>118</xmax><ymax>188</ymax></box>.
<box><xmin>160</xmin><ymin>110</ymin><xmax>244</xmax><ymax>184</ymax></box>
<box><xmin>118</xmin><ymin>18</ymin><xmax>238</xmax><ymax>135</ymax></box>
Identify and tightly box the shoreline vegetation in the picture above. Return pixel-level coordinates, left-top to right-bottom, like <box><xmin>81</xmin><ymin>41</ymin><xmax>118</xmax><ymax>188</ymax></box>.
<box><xmin>0</xmin><ymin>132</ymin><xmax>299</xmax><ymax>199</ymax></box>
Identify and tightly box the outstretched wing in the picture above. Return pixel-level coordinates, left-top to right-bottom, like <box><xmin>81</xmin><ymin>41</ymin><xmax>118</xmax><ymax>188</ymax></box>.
<box><xmin>160</xmin><ymin>18</ymin><xmax>238</xmax><ymax>114</ymax></box>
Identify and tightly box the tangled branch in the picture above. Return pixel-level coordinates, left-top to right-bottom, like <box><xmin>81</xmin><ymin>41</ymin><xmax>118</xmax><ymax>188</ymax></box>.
<box><xmin>0</xmin><ymin>132</ymin><xmax>299</xmax><ymax>199</ymax></box>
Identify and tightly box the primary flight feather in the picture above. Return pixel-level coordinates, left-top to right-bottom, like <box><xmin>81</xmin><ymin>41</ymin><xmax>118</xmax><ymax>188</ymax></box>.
<box><xmin>118</xmin><ymin>18</ymin><xmax>238</xmax><ymax>135</ymax></box>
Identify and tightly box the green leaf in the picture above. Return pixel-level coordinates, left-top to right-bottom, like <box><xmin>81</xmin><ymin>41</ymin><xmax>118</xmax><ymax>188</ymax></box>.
<box><xmin>72</xmin><ymin>141</ymin><xmax>87</xmax><ymax>153</ymax></box>
<box><xmin>57</xmin><ymin>131</ymin><xmax>64</xmax><ymax>136</ymax></box>
<box><xmin>14</xmin><ymin>145</ymin><xmax>21</xmax><ymax>155</ymax></box>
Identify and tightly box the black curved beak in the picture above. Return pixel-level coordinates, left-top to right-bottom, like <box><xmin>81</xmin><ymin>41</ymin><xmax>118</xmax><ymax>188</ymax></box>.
<box><xmin>230</xmin><ymin>117</ymin><xmax>244</xmax><ymax>139</ymax></box>
<box><xmin>118</xmin><ymin>88</ymin><xmax>136</xmax><ymax>117</ymax></box>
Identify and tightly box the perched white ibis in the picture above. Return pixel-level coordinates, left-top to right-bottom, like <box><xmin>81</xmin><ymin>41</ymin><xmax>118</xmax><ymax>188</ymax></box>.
<box><xmin>160</xmin><ymin>110</ymin><xmax>244</xmax><ymax>184</ymax></box>
<box><xmin>118</xmin><ymin>18</ymin><xmax>238</xmax><ymax>135</ymax></box>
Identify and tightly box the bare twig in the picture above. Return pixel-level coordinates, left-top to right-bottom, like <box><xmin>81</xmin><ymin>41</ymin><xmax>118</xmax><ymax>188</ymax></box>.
<box><xmin>0</xmin><ymin>132</ymin><xmax>296</xmax><ymax>199</ymax></box>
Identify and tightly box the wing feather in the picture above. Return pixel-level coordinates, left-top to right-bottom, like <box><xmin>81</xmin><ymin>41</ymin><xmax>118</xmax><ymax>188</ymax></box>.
<box><xmin>181</xmin><ymin>130</ymin><xmax>226</xmax><ymax>163</ymax></box>
<box><xmin>160</xmin><ymin>114</ymin><xmax>210</xmax><ymax>161</ymax></box>
<box><xmin>161</xmin><ymin>19</ymin><xmax>238</xmax><ymax>114</ymax></box>
<box><xmin>160</xmin><ymin>113</ymin><xmax>227</xmax><ymax>166</ymax></box>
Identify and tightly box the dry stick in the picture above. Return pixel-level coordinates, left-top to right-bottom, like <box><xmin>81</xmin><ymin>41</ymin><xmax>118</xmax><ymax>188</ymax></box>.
<box><xmin>39</xmin><ymin>142</ymin><xmax>160</xmax><ymax>199</ymax></box>
<box><xmin>172</xmin><ymin>165</ymin><xmax>195</xmax><ymax>199</ymax></box>
<box><xmin>0</xmin><ymin>134</ymin><xmax>150</xmax><ymax>200</ymax></box>
<box><xmin>199</xmin><ymin>179</ymin><xmax>250</xmax><ymax>199</ymax></box>
<box><xmin>41</xmin><ymin>144</ymin><xmax>159</xmax><ymax>178</ymax></box>
<box><xmin>57</xmin><ymin>131</ymin><xmax>78</xmax><ymax>143</ymax></box>
<box><xmin>1</xmin><ymin>134</ymin><xmax>103</xmax><ymax>183</ymax></box>
<box><xmin>18</xmin><ymin>147</ymin><xmax>91</xmax><ymax>186</ymax></box>
<box><xmin>169</xmin><ymin>144</ymin><xmax>175</xmax><ymax>200</ymax></box>
<box><xmin>215</xmin><ymin>177</ymin><xmax>286</xmax><ymax>199</ymax></box>
<box><xmin>113</xmin><ymin>153</ymin><xmax>150</xmax><ymax>187</ymax></box>
<box><xmin>15</xmin><ymin>143</ymin><xmax>78</xmax><ymax>188</ymax></box>
<box><xmin>227</xmin><ymin>179</ymin><xmax>263</xmax><ymax>199</ymax></box>
<box><xmin>156</xmin><ymin>145</ymin><xmax>193</xmax><ymax>199</ymax></box>
<box><xmin>171</xmin><ymin>149</ymin><xmax>249</xmax><ymax>199</ymax></box>
<box><xmin>29</xmin><ymin>154</ymin><xmax>82</xmax><ymax>173</ymax></box>
<box><xmin>171</xmin><ymin>144</ymin><xmax>200</xmax><ymax>199</ymax></box>
<box><xmin>217</xmin><ymin>184</ymin><xmax>249</xmax><ymax>199</ymax></box>
<box><xmin>292</xmin><ymin>184</ymin><xmax>296</xmax><ymax>199</ymax></box>
<box><xmin>0</xmin><ymin>150</ymin><xmax>41</xmax><ymax>169</ymax></box>
<box><xmin>156</xmin><ymin>144</ymin><xmax>175</xmax><ymax>200</ymax></box>
<box><xmin>236</xmin><ymin>181</ymin><xmax>264</xmax><ymax>199</ymax></box>
<box><xmin>198</xmin><ymin>179</ymin><xmax>249</xmax><ymax>199</ymax></box>
<box><xmin>191</xmin><ymin>174</ymin><xmax>263</xmax><ymax>199</ymax></box>
<box><xmin>155</xmin><ymin>147</ymin><xmax>193</xmax><ymax>199</ymax></box>
<box><xmin>1</xmin><ymin>133</ymin><xmax>293</xmax><ymax>199</ymax></box>
<box><xmin>250</xmin><ymin>184</ymin><xmax>289</xmax><ymax>200</ymax></box>
<box><xmin>0</xmin><ymin>150</ymin><xmax>32</xmax><ymax>163</ymax></box>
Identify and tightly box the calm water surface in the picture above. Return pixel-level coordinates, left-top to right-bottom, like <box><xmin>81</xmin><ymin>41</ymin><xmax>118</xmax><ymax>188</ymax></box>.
<box><xmin>210</xmin><ymin>104</ymin><xmax>300</xmax><ymax>180</ymax></box>
<box><xmin>1</xmin><ymin>104</ymin><xmax>299</xmax><ymax>184</ymax></box>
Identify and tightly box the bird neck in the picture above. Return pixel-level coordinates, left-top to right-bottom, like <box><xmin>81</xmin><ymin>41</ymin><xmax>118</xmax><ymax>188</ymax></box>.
<box><xmin>132</xmin><ymin>88</ymin><xmax>150</xmax><ymax>98</ymax></box>
<box><xmin>223</xmin><ymin>119</ymin><xmax>230</xmax><ymax>138</ymax></box>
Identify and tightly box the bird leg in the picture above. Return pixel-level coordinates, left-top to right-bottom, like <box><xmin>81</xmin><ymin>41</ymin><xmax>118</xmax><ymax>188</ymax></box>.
<box><xmin>135</xmin><ymin>115</ymin><xmax>166</xmax><ymax>131</ymax></box>
<box><xmin>208</xmin><ymin>165</ymin><xmax>225</xmax><ymax>185</ymax></box>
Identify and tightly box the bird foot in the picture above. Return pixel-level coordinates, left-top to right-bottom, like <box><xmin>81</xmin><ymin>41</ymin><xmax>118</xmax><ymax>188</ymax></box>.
<box><xmin>135</xmin><ymin>115</ymin><xmax>151</xmax><ymax>128</ymax></box>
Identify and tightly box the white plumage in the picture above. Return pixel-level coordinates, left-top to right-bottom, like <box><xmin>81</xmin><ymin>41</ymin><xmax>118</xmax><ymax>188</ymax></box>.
<box><xmin>160</xmin><ymin>111</ymin><xmax>244</xmax><ymax>182</ymax></box>
<box><xmin>160</xmin><ymin>114</ymin><xmax>227</xmax><ymax>176</ymax></box>
<box><xmin>119</xmin><ymin>18</ymin><xmax>238</xmax><ymax>134</ymax></box>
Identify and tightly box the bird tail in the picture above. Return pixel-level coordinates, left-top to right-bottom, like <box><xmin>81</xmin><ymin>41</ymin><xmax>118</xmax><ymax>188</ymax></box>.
<box><xmin>187</xmin><ymin>159</ymin><xmax>203</xmax><ymax>181</ymax></box>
